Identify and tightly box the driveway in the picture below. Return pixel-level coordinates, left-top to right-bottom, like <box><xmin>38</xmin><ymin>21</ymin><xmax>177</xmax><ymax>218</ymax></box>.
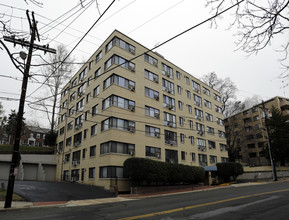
<box><xmin>0</xmin><ymin>180</ymin><xmax>115</xmax><ymax>202</ymax></box>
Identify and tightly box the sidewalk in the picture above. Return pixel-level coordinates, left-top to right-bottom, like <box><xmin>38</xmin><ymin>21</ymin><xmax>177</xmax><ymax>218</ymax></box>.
<box><xmin>0</xmin><ymin>182</ymin><xmax>269</xmax><ymax>211</ymax></box>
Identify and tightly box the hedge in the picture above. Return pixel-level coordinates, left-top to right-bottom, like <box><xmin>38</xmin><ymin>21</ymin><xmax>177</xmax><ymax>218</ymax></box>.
<box><xmin>123</xmin><ymin>158</ymin><xmax>204</xmax><ymax>186</ymax></box>
<box><xmin>216</xmin><ymin>162</ymin><xmax>244</xmax><ymax>182</ymax></box>
<box><xmin>0</xmin><ymin>144</ymin><xmax>54</xmax><ymax>154</ymax></box>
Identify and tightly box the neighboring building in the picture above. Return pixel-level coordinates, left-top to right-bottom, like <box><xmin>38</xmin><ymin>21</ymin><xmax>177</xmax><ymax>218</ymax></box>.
<box><xmin>20</xmin><ymin>126</ymin><xmax>50</xmax><ymax>147</ymax></box>
<box><xmin>224</xmin><ymin>96</ymin><xmax>289</xmax><ymax>166</ymax></box>
<box><xmin>56</xmin><ymin>30</ymin><xmax>228</xmax><ymax>191</ymax></box>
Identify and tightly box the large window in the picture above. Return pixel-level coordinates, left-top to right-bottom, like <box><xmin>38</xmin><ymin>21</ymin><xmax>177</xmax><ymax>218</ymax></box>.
<box><xmin>106</xmin><ymin>36</ymin><xmax>135</xmax><ymax>54</ymax></box>
<box><xmin>207</xmin><ymin>126</ymin><xmax>215</xmax><ymax>135</ymax></box>
<box><xmin>144</xmin><ymin>54</ymin><xmax>158</xmax><ymax>66</ymax></box>
<box><xmin>145</xmin><ymin>105</ymin><xmax>160</xmax><ymax>118</ymax></box>
<box><xmin>164</xmin><ymin>130</ymin><xmax>177</xmax><ymax>146</ymax></box>
<box><xmin>192</xmin><ymin>80</ymin><xmax>201</xmax><ymax>93</ymax></box>
<box><xmin>145</xmin><ymin>87</ymin><xmax>159</xmax><ymax>100</ymax></box>
<box><xmin>162</xmin><ymin>78</ymin><xmax>174</xmax><ymax>94</ymax></box>
<box><xmin>103</xmin><ymin>74</ymin><xmax>135</xmax><ymax>91</ymax></box>
<box><xmin>195</xmin><ymin>108</ymin><xmax>204</xmax><ymax>121</ymax></box>
<box><xmin>99</xmin><ymin>166</ymin><xmax>123</xmax><ymax>178</ymax></box>
<box><xmin>205</xmin><ymin>113</ymin><xmax>213</xmax><ymax>121</ymax></box>
<box><xmin>104</xmin><ymin>54</ymin><xmax>135</xmax><ymax>72</ymax></box>
<box><xmin>163</xmin><ymin>95</ymin><xmax>175</xmax><ymax>111</ymax></box>
<box><xmin>145</xmin><ymin>125</ymin><xmax>160</xmax><ymax>138</ymax></box>
<box><xmin>101</xmin><ymin>117</ymin><xmax>135</xmax><ymax>132</ymax></box>
<box><xmin>204</xmin><ymin>99</ymin><xmax>212</xmax><ymax>108</ymax></box>
<box><xmin>165</xmin><ymin>149</ymin><xmax>178</xmax><ymax>163</ymax></box>
<box><xmin>144</xmin><ymin>69</ymin><xmax>159</xmax><ymax>83</ymax></box>
<box><xmin>162</xmin><ymin>63</ymin><xmax>173</xmax><ymax>79</ymax></box>
<box><xmin>146</xmin><ymin>146</ymin><xmax>161</xmax><ymax>158</ymax></box>
<box><xmin>196</xmin><ymin>123</ymin><xmax>205</xmax><ymax>135</ymax></box>
<box><xmin>202</xmin><ymin>87</ymin><xmax>210</xmax><ymax>96</ymax></box>
<box><xmin>197</xmin><ymin>138</ymin><xmax>206</xmax><ymax>151</ymax></box>
<box><xmin>198</xmin><ymin>154</ymin><xmax>207</xmax><ymax>166</ymax></box>
<box><xmin>164</xmin><ymin>112</ymin><xmax>176</xmax><ymax>127</ymax></box>
<box><xmin>100</xmin><ymin>141</ymin><xmax>135</xmax><ymax>155</ymax></box>
<box><xmin>102</xmin><ymin>95</ymin><xmax>135</xmax><ymax>111</ymax></box>
<box><xmin>194</xmin><ymin>94</ymin><xmax>202</xmax><ymax>107</ymax></box>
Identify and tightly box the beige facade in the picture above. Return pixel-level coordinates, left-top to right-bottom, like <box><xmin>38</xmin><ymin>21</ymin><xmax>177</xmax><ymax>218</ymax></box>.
<box><xmin>224</xmin><ymin>96</ymin><xmax>289</xmax><ymax>166</ymax></box>
<box><xmin>56</xmin><ymin>30</ymin><xmax>228</xmax><ymax>191</ymax></box>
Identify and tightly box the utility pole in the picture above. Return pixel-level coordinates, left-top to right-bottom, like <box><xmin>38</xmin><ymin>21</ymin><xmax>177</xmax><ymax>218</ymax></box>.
<box><xmin>4</xmin><ymin>10</ymin><xmax>56</xmax><ymax>209</ymax></box>
<box><xmin>261</xmin><ymin>101</ymin><xmax>277</xmax><ymax>181</ymax></box>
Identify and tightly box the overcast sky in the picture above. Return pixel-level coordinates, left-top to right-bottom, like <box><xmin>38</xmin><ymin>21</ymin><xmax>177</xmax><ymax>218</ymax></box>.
<box><xmin>0</xmin><ymin>0</ymin><xmax>287</xmax><ymax>128</ymax></box>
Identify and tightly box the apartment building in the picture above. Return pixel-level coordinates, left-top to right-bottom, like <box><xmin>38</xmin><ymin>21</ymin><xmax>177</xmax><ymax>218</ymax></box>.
<box><xmin>56</xmin><ymin>30</ymin><xmax>228</xmax><ymax>191</ymax></box>
<box><xmin>224</xmin><ymin>96</ymin><xmax>289</xmax><ymax>166</ymax></box>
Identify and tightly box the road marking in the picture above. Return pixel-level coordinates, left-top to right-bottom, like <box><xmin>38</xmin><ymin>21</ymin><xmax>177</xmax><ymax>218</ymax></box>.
<box><xmin>118</xmin><ymin>188</ymin><xmax>289</xmax><ymax>220</ymax></box>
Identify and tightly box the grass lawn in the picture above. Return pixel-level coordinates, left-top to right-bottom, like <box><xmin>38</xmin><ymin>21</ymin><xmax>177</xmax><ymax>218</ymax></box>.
<box><xmin>0</xmin><ymin>190</ymin><xmax>26</xmax><ymax>201</ymax></box>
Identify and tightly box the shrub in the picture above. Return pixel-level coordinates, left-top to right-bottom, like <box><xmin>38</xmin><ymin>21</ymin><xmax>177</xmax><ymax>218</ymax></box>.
<box><xmin>216</xmin><ymin>162</ymin><xmax>244</xmax><ymax>182</ymax></box>
<box><xmin>123</xmin><ymin>158</ymin><xmax>204</xmax><ymax>186</ymax></box>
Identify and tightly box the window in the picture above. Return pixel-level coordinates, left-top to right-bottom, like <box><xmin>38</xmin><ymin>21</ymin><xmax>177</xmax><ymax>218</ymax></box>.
<box><xmin>197</xmin><ymin>138</ymin><xmax>206</xmax><ymax>151</ymax></box>
<box><xmin>180</xmin><ymin>133</ymin><xmax>185</xmax><ymax>143</ymax></box>
<box><xmin>207</xmin><ymin>126</ymin><xmax>215</xmax><ymax>135</ymax></box>
<box><xmin>100</xmin><ymin>141</ymin><xmax>135</xmax><ymax>155</ymax></box>
<box><xmin>144</xmin><ymin>54</ymin><xmax>158</xmax><ymax>66</ymax></box>
<box><xmin>86</xmin><ymin>93</ymin><xmax>90</xmax><ymax>103</ymax></box>
<box><xmin>104</xmin><ymin>54</ymin><xmax>135</xmax><ymax>72</ymax></box>
<box><xmin>89</xmin><ymin>167</ymin><xmax>95</xmax><ymax>179</ymax></box>
<box><xmin>67</xmin><ymin>121</ymin><xmax>73</xmax><ymax>131</ymax></box>
<box><xmin>162</xmin><ymin>78</ymin><xmax>174</xmax><ymax>94</ymax></box>
<box><xmin>216</xmin><ymin>117</ymin><xmax>223</xmax><ymax>125</ymax></box>
<box><xmin>60</xmin><ymin>127</ymin><xmax>64</xmax><ymax>135</ymax></box>
<box><xmin>105</xmin><ymin>37</ymin><xmax>135</xmax><ymax>54</ymax></box>
<box><xmin>75</xmin><ymin>114</ymin><xmax>83</xmax><ymax>128</ymax></box>
<box><xmin>185</xmin><ymin>76</ymin><xmax>190</xmax><ymax>85</ymax></box>
<box><xmin>76</xmin><ymin>98</ymin><xmax>84</xmax><ymax>114</ymax></box>
<box><xmin>202</xmin><ymin>87</ymin><xmax>210</xmax><ymax>96</ymax></box>
<box><xmin>178</xmin><ymin>101</ymin><xmax>183</xmax><ymax>110</ymax></box>
<box><xmin>220</xmin><ymin>143</ymin><xmax>227</xmax><ymax>151</ymax></box>
<box><xmin>186</xmin><ymin>90</ymin><xmax>191</xmax><ymax>99</ymax></box>
<box><xmin>194</xmin><ymin>94</ymin><xmax>202</xmax><ymax>107</ymax></box>
<box><xmin>71</xmin><ymin>79</ymin><xmax>77</xmax><ymax>87</ymax></box>
<box><xmin>215</xmin><ymin>105</ymin><xmax>222</xmax><ymax>113</ymax></box>
<box><xmin>96</xmin><ymin>51</ymin><xmax>102</xmax><ymax>63</ymax></box>
<box><xmin>58</xmin><ymin>141</ymin><xmax>64</xmax><ymax>152</ymax></box>
<box><xmin>83</xmin><ymin>129</ymin><xmax>88</xmax><ymax>139</ymax></box>
<box><xmin>73</xmin><ymin>132</ymin><xmax>82</xmax><ymax>147</ymax></box>
<box><xmin>69</xmin><ymin>106</ymin><xmax>74</xmax><ymax>116</ymax></box>
<box><xmin>177</xmin><ymin>85</ymin><xmax>181</xmax><ymax>94</ymax></box>
<box><xmin>249</xmin><ymin>152</ymin><xmax>257</xmax><ymax>158</ymax></box>
<box><xmin>66</xmin><ymin>137</ymin><xmax>72</xmax><ymax>146</ymax></box>
<box><xmin>252</xmin><ymin>106</ymin><xmax>258</xmax><ymax>113</ymax></box>
<box><xmin>77</xmin><ymin>83</ymin><xmax>86</xmax><ymax>98</ymax></box>
<box><xmin>165</xmin><ymin>149</ymin><xmax>178</xmax><ymax>164</ymax></box>
<box><xmin>198</xmin><ymin>154</ymin><xmax>207</xmax><ymax>166</ymax></box>
<box><xmin>205</xmin><ymin>113</ymin><xmax>213</xmax><ymax>122</ymax></box>
<box><xmin>145</xmin><ymin>125</ymin><xmax>160</xmax><ymax>138</ymax></box>
<box><xmin>244</xmin><ymin>118</ymin><xmax>252</xmax><ymax>123</ymax></box>
<box><xmin>63</xmin><ymin>100</ymin><xmax>67</xmax><ymax>108</ymax></box>
<box><xmin>164</xmin><ymin>130</ymin><xmax>177</xmax><ymax>146</ymax></box>
<box><xmin>163</xmin><ymin>95</ymin><xmax>175</xmax><ymax>110</ymax></box>
<box><xmin>176</xmin><ymin>71</ymin><xmax>181</xmax><ymax>79</ymax></box>
<box><xmin>146</xmin><ymin>146</ymin><xmax>161</xmax><ymax>158</ymax></box>
<box><xmin>64</xmin><ymin>153</ymin><xmax>70</xmax><ymax>163</ymax></box>
<box><xmin>192</xmin><ymin>80</ymin><xmax>201</xmax><ymax>93</ymax></box>
<box><xmin>181</xmin><ymin>151</ymin><xmax>186</xmax><ymax>160</ymax></box>
<box><xmin>72</xmin><ymin>150</ymin><xmax>81</xmax><ymax>164</ymax></box>
<box><xmin>99</xmin><ymin>166</ymin><xmax>123</xmax><ymax>178</ymax></box>
<box><xmin>218</xmin><ymin>130</ymin><xmax>226</xmax><ymax>138</ymax></box>
<box><xmin>221</xmin><ymin>157</ymin><xmax>229</xmax><ymax>163</ymax></box>
<box><xmin>91</xmin><ymin>124</ymin><xmax>97</xmax><ymax>136</ymax></box>
<box><xmin>87</xmin><ymin>76</ymin><xmax>92</xmax><ymax>86</ymax></box>
<box><xmin>210</xmin><ymin>156</ymin><xmax>217</xmax><ymax>164</ymax></box>
<box><xmin>192</xmin><ymin>153</ymin><xmax>196</xmax><ymax>161</ymax></box>
<box><xmin>71</xmin><ymin>169</ymin><xmax>80</xmax><ymax>181</ymax></box>
<box><xmin>195</xmin><ymin>108</ymin><xmax>204</xmax><ymax>121</ymax></box>
<box><xmin>79</xmin><ymin>67</ymin><xmax>87</xmax><ymax>82</ymax></box>
<box><xmin>214</xmin><ymin>93</ymin><xmax>221</xmax><ymax>102</ymax></box>
<box><xmin>144</xmin><ymin>69</ymin><xmax>159</xmax><ymax>83</ymax></box>
<box><xmin>208</xmin><ymin>141</ymin><xmax>216</xmax><ymax>149</ymax></box>
<box><xmin>189</xmin><ymin>120</ymin><xmax>193</xmax><ymax>129</ymax></box>
<box><xmin>82</xmin><ymin>148</ymin><xmax>86</xmax><ymax>159</ymax></box>
<box><xmin>70</xmin><ymin>92</ymin><xmax>76</xmax><ymax>102</ymax></box>
<box><xmin>101</xmin><ymin>117</ymin><xmax>135</xmax><ymax>132</ymax></box>
<box><xmin>256</xmin><ymin>133</ymin><xmax>263</xmax><ymax>139</ymax></box>
<box><xmin>85</xmin><ymin>111</ymin><xmax>89</xmax><ymax>121</ymax></box>
<box><xmin>248</xmin><ymin>143</ymin><xmax>255</xmax><ymax>149</ymax></box>
<box><xmin>90</xmin><ymin>145</ymin><xmax>96</xmax><ymax>157</ymax></box>
<box><xmin>164</xmin><ymin>112</ymin><xmax>176</xmax><ymax>127</ymax></box>
<box><xmin>145</xmin><ymin>105</ymin><xmax>160</xmax><ymax>118</ymax></box>
<box><xmin>103</xmin><ymin>95</ymin><xmax>135</xmax><ymax>111</ymax></box>
<box><xmin>61</xmin><ymin>113</ymin><xmax>66</xmax><ymax>122</ymax></box>
<box><xmin>188</xmin><ymin>105</ymin><xmax>192</xmax><ymax>114</ymax></box>
<box><xmin>145</xmin><ymin>87</ymin><xmax>159</xmax><ymax>100</ymax></box>
<box><xmin>104</xmin><ymin>74</ymin><xmax>136</xmax><ymax>91</ymax></box>
<box><xmin>162</xmin><ymin>63</ymin><xmax>173</xmax><ymax>79</ymax></box>
<box><xmin>91</xmin><ymin>104</ymin><xmax>98</xmax><ymax>116</ymax></box>
<box><xmin>204</xmin><ymin>99</ymin><xmax>212</xmax><ymax>108</ymax></box>
<box><xmin>94</xmin><ymin>68</ymin><xmax>101</xmax><ymax>78</ymax></box>
<box><xmin>253</xmin><ymin>115</ymin><xmax>260</xmax><ymax>121</ymax></box>
<box><xmin>196</xmin><ymin>123</ymin><xmax>205</xmax><ymax>135</ymax></box>
<box><xmin>179</xmin><ymin>117</ymin><xmax>184</xmax><ymax>126</ymax></box>
<box><xmin>93</xmin><ymin>85</ymin><xmax>100</xmax><ymax>97</ymax></box>
<box><xmin>190</xmin><ymin>136</ymin><xmax>195</xmax><ymax>145</ymax></box>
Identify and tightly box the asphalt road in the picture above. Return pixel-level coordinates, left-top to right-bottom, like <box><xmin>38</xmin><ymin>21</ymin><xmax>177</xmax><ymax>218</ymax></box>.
<box><xmin>0</xmin><ymin>180</ymin><xmax>115</xmax><ymax>202</ymax></box>
<box><xmin>1</xmin><ymin>181</ymin><xmax>289</xmax><ymax>219</ymax></box>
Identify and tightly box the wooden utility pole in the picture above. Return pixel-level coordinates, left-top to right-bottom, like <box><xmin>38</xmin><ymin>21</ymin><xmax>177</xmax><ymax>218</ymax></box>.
<box><xmin>4</xmin><ymin>10</ymin><xmax>56</xmax><ymax>208</ymax></box>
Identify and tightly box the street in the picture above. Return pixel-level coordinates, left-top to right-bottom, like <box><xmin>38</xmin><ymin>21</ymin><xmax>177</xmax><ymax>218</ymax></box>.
<box><xmin>1</xmin><ymin>181</ymin><xmax>289</xmax><ymax>219</ymax></box>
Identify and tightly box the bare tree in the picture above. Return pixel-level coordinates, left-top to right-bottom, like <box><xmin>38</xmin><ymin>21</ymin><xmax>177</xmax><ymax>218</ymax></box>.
<box><xmin>202</xmin><ymin>72</ymin><xmax>238</xmax><ymax>117</ymax></box>
<box><xmin>206</xmin><ymin>0</ymin><xmax>289</xmax><ymax>73</ymax></box>
<box><xmin>40</xmin><ymin>44</ymin><xmax>75</xmax><ymax>132</ymax></box>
